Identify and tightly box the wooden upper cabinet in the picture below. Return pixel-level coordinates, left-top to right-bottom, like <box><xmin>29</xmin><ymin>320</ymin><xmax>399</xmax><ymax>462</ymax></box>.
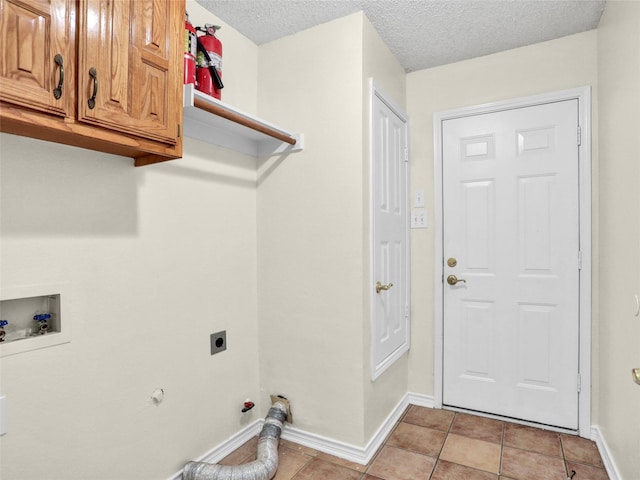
<box><xmin>0</xmin><ymin>0</ymin><xmax>75</xmax><ymax>117</ymax></box>
<box><xmin>0</xmin><ymin>0</ymin><xmax>183</xmax><ymax>165</ymax></box>
<box><xmin>78</xmin><ymin>0</ymin><xmax>181</xmax><ymax>145</ymax></box>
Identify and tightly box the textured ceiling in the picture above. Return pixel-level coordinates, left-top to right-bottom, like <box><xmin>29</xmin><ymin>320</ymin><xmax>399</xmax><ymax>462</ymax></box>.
<box><xmin>194</xmin><ymin>0</ymin><xmax>606</xmax><ymax>72</ymax></box>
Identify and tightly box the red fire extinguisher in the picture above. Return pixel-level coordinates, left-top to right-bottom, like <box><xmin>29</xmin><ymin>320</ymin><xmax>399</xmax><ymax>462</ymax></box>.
<box><xmin>196</xmin><ymin>24</ymin><xmax>224</xmax><ymax>99</ymax></box>
<box><xmin>184</xmin><ymin>13</ymin><xmax>197</xmax><ymax>85</ymax></box>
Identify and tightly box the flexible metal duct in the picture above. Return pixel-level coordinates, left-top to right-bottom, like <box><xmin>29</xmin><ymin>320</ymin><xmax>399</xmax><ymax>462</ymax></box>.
<box><xmin>182</xmin><ymin>400</ymin><xmax>289</xmax><ymax>480</ymax></box>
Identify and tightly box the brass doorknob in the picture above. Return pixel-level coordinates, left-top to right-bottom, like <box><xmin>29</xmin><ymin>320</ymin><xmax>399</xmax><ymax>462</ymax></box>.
<box><xmin>632</xmin><ymin>368</ymin><xmax>640</xmax><ymax>386</ymax></box>
<box><xmin>376</xmin><ymin>281</ymin><xmax>393</xmax><ymax>294</ymax></box>
<box><xmin>447</xmin><ymin>275</ymin><xmax>466</xmax><ymax>286</ymax></box>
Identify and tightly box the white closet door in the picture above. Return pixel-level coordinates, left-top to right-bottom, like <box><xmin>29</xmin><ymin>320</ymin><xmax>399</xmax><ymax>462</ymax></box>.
<box><xmin>371</xmin><ymin>83</ymin><xmax>410</xmax><ymax>380</ymax></box>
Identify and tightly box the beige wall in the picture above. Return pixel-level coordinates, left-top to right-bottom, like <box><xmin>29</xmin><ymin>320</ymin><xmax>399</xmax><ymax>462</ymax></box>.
<box><xmin>0</xmin><ymin>2</ymin><xmax>262</xmax><ymax>478</ymax></box>
<box><xmin>257</xmin><ymin>12</ymin><xmax>367</xmax><ymax>446</ymax></box>
<box><xmin>597</xmin><ymin>1</ymin><xmax>640</xmax><ymax>478</ymax></box>
<box><xmin>257</xmin><ymin>12</ymin><xmax>409</xmax><ymax>447</ymax></box>
<box><xmin>405</xmin><ymin>29</ymin><xmax>599</xmax><ymax>402</ymax></box>
<box><xmin>0</xmin><ymin>135</ymin><xmax>261</xmax><ymax>479</ymax></box>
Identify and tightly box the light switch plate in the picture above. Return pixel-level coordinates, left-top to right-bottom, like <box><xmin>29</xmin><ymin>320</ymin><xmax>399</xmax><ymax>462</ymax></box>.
<box><xmin>414</xmin><ymin>189</ymin><xmax>425</xmax><ymax>208</ymax></box>
<box><xmin>411</xmin><ymin>209</ymin><xmax>428</xmax><ymax>229</ymax></box>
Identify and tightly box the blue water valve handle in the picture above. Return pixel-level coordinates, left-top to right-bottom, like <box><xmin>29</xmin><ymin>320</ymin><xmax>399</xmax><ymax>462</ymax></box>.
<box><xmin>0</xmin><ymin>320</ymin><xmax>8</xmax><ymax>327</ymax></box>
<box><xmin>33</xmin><ymin>313</ymin><xmax>51</xmax><ymax>322</ymax></box>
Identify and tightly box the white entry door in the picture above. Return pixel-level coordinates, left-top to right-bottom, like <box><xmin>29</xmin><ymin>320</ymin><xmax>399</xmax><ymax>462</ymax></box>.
<box><xmin>442</xmin><ymin>100</ymin><xmax>580</xmax><ymax>429</ymax></box>
<box><xmin>371</xmin><ymin>83</ymin><xmax>410</xmax><ymax>380</ymax></box>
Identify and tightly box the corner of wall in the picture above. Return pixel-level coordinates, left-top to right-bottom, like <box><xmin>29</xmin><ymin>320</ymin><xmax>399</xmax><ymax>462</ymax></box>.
<box><xmin>255</xmin><ymin>12</ymin><xmax>368</xmax><ymax>447</ymax></box>
<box><xmin>361</xmin><ymin>15</ymin><xmax>410</xmax><ymax>444</ymax></box>
<box><xmin>595</xmin><ymin>1</ymin><xmax>640</xmax><ymax>478</ymax></box>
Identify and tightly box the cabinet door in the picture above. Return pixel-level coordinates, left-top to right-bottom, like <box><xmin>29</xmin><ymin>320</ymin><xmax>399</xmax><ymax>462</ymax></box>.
<box><xmin>77</xmin><ymin>0</ymin><xmax>181</xmax><ymax>145</ymax></box>
<box><xmin>0</xmin><ymin>0</ymin><xmax>74</xmax><ymax>116</ymax></box>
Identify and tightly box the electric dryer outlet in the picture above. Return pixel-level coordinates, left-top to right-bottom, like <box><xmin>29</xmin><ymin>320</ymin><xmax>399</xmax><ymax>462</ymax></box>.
<box><xmin>210</xmin><ymin>330</ymin><xmax>227</xmax><ymax>355</ymax></box>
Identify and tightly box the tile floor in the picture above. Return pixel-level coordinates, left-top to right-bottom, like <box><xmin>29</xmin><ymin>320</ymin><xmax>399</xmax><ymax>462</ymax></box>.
<box><xmin>219</xmin><ymin>405</ymin><xmax>609</xmax><ymax>480</ymax></box>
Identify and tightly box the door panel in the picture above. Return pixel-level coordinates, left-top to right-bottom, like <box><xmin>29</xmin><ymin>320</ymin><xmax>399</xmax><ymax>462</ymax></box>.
<box><xmin>460</xmin><ymin>300</ymin><xmax>495</xmax><ymax>381</ymax></box>
<box><xmin>442</xmin><ymin>100</ymin><xmax>580</xmax><ymax>429</ymax></box>
<box><xmin>0</xmin><ymin>0</ymin><xmax>73</xmax><ymax>116</ymax></box>
<box><xmin>463</xmin><ymin>180</ymin><xmax>495</xmax><ymax>270</ymax></box>
<box><xmin>78</xmin><ymin>0</ymin><xmax>178</xmax><ymax>144</ymax></box>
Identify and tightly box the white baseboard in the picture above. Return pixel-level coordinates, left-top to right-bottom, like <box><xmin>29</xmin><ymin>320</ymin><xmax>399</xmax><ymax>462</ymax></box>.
<box><xmin>168</xmin><ymin>392</ymin><xmax>435</xmax><ymax>479</ymax></box>
<box><xmin>167</xmin><ymin>419</ymin><xmax>262</xmax><ymax>480</ymax></box>
<box><xmin>277</xmin><ymin>392</ymin><xmax>434</xmax><ymax>465</ymax></box>
<box><xmin>406</xmin><ymin>392</ymin><xmax>435</xmax><ymax>408</ymax></box>
<box><xmin>591</xmin><ymin>425</ymin><xmax>622</xmax><ymax>480</ymax></box>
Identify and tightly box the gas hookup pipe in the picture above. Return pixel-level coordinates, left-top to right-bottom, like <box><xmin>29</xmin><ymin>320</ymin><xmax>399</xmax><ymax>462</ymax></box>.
<box><xmin>182</xmin><ymin>399</ymin><xmax>289</xmax><ymax>480</ymax></box>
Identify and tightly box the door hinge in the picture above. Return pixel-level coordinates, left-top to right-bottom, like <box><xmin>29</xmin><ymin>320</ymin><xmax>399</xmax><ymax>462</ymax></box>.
<box><xmin>178</xmin><ymin>123</ymin><xmax>181</xmax><ymax>138</ymax></box>
<box><xmin>405</xmin><ymin>304</ymin><xmax>410</xmax><ymax>318</ymax></box>
<box><xmin>577</xmin><ymin>374</ymin><xmax>582</xmax><ymax>393</ymax></box>
<box><xmin>578</xmin><ymin>250</ymin><xmax>582</xmax><ymax>270</ymax></box>
<box><xmin>404</xmin><ymin>148</ymin><xmax>409</xmax><ymax>163</ymax></box>
<box><xmin>577</xmin><ymin>125</ymin><xmax>582</xmax><ymax>146</ymax></box>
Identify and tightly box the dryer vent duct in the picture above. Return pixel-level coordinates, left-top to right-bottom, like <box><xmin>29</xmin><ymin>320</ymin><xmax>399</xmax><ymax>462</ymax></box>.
<box><xmin>183</xmin><ymin>398</ymin><xmax>290</xmax><ymax>480</ymax></box>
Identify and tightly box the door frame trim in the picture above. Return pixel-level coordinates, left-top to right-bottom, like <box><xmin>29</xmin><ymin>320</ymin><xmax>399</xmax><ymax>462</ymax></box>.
<box><xmin>432</xmin><ymin>87</ymin><xmax>592</xmax><ymax>437</ymax></box>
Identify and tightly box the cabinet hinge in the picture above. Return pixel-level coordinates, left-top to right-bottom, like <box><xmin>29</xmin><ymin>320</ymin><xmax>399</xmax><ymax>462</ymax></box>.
<box><xmin>577</xmin><ymin>374</ymin><xmax>582</xmax><ymax>393</ymax></box>
<box><xmin>577</xmin><ymin>125</ymin><xmax>581</xmax><ymax>146</ymax></box>
<box><xmin>578</xmin><ymin>250</ymin><xmax>582</xmax><ymax>270</ymax></box>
